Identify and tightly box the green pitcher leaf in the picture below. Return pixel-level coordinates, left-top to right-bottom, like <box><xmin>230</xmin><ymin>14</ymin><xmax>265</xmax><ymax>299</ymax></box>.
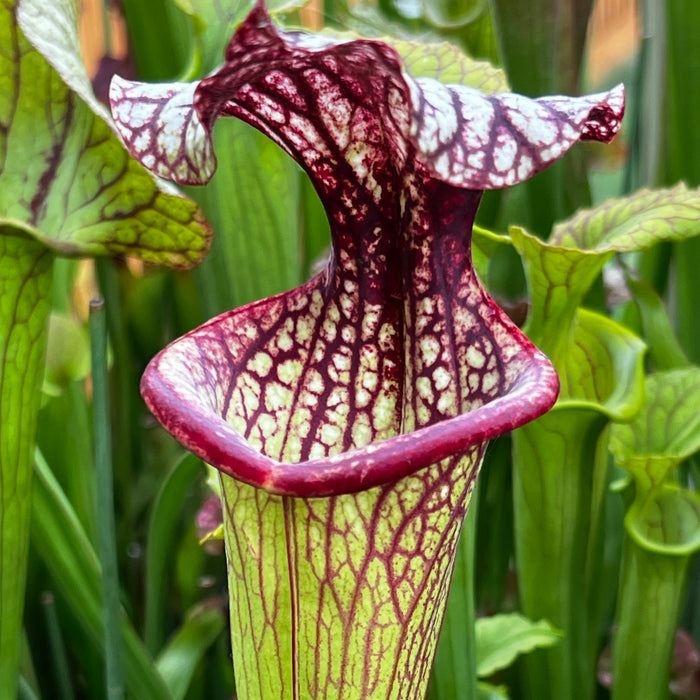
<box><xmin>511</xmin><ymin>224</ymin><xmax>647</xmax><ymax>399</ymax></box>
<box><xmin>611</xmin><ymin>374</ymin><xmax>700</xmax><ymax>700</ymax></box>
<box><xmin>0</xmin><ymin>230</ymin><xmax>53</xmax><ymax>698</ymax></box>
<box><xmin>612</xmin><ymin>529</ymin><xmax>692</xmax><ymax>700</ymax></box>
<box><xmin>511</xmin><ymin>185</ymin><xmax>700</xmax><ymax>366</ymax></box>
<box><xmin>626</xmin><ymin>485</ymin><xmax>700</xmax><ymax>555</ymax></box>
<box><xmin>610</xmin><ymin>368</ymin><xmax>700</xmax><ymax>490</ymax></box>
<box><xmin>610</xmin><ymin>304</ymin><xmax>700</xmax><ymax>700</ymax></box>
<box><xmin>512</xmin><ymin>309</ymin><xmax>645</xmax><ymax>700</ymax></box>
<box><xmin>382</xmin><ymin>37</ymin><xmax>508</xmax><ymax>93</ymax></box>
<box><xmin>513</xmin><ymin>406</ymin><xmax>609</xmax><ymax>700</ymax></box>
<box><xmin>507</xmin><ymin>184</ymin><xmax>700</xmax><ymax>700</ymax></box>
<box><xmin>564</xmin><ymin>309</ymin><xmax>646</xmax><ymax>416</ymax></box>
<box><xmin>475</xmin><ymin>613</ymin><xmax>561</xmax><ymax>678</ymax></box>
<box><xmin>509</xmin><ymin>225</ymin><xmax>612</xmax><ymax>364</ymax></box>
<box><xmin>550</xmin><ymin>183</ymin><xmax>700</xmax><ymax>252</ymax></box>
<box><xmin>10</xmin><ymin>0</ymin><xmax>211</xmax><ymax>266</ymax></box>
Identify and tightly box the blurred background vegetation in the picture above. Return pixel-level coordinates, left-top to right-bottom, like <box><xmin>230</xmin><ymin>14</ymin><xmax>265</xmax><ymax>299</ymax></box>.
<box><xmin>18</xmin><ymin>1</ymin><xmax>700</xmax><ymax>698</ymax></box>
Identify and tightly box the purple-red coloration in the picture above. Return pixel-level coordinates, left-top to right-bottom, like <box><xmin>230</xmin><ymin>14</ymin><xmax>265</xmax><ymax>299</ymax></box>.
<box><xmin>110</xmin><ymin>4</ymin><xmax>624</xmax><ymax>191</ymax></box>
<box><xmin>109</xmin><ymin>5</ymin><xmax>625</xmax><ymax>695</ymax></box>
<box><xmin>110</xmin><ymin>5</ymin><xmax>624</xmax><ymax>497</ymax></box>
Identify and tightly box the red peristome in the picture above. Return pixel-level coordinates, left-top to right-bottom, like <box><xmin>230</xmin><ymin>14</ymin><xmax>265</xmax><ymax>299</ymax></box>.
<box><xmin>142</xmin><ymin>346</ymin><xmax>557</xmax><ymax>496</ymax></box>
<box><xmin>140</xmin><ymin>169</ymin><xmax>559</xmax><ymax>497</ymax></box>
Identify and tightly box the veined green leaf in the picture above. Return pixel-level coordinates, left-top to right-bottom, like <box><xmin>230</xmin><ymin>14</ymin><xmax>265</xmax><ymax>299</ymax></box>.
<box><xmin>626</xmin><ymin>485</ymin><xmax>700</xmax><ymax>555</ymax></box>
<box><xmin>551</xmin><ymin>184</ymin><xmax>700</xmax><ymax>252</ymax></box>
<box><xmin>475</xmin><ymin>613</ymin><xmax>561</xmax><ymax>678</ymax></box>
<box><xmin>0</xmin><ymin>231</ymin><xmax>53</xmax><ymax>699</ymax></box>
<box><xmin>10</xmin><ymin>0</ymin><xmax>211</xmax><ymax>266</ymax></box>
<box><xmin>610</xmin><ymin>368</ymin><xmax>700</xmax><ymax>490</ymax></box>
<box><xmin>384</xmin><ymin>37</ymin><xmax>508</xmax><ymax>93</ymax></box>
<box><xmin>1</xmin><ymin>2</ymin><xmax>210</xmax><ymax>695</ymax></box>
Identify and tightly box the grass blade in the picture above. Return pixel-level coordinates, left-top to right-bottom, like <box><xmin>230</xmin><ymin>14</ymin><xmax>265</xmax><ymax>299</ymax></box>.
<box><xmin>31</xmin><ymin>449</ymin><xmax>173</xmax><ymax>700</ymax></box>
<box><xmin>155</xmin><ymin>604</ymin><xmax>226</xmax><ymax>700</ymax></box>
<box><xmin>89</xmin><ymin>298</ymin><xmax>124</xmax><ymax>700</ymax></box>
<box><xmin>41</xmin><ymin>591</ymin><xmax>76</xmax><ymax>700</ymax></box>
<box><xmin>145</xmin><ymin>453</ymin><xmax>204</xmax><ymax>654</ymax></box>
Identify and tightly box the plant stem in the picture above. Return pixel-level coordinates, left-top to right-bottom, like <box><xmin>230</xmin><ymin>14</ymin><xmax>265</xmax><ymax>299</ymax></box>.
<box><xmin>101</xmin><ymin>0</ymin><xmax>113</xmax><ymax>57</ymax></box>
<box><xmin>89</xmin><ymin>298</ymin><xmax>124</xmax><ymax>700</ymax></box>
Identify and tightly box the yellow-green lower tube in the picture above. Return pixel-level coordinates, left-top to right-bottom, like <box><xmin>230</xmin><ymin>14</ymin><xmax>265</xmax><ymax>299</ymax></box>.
<box><xmin>220</xmin><ymin>448</ymin><xmax>482</xmax><ymax>700</ymax></box>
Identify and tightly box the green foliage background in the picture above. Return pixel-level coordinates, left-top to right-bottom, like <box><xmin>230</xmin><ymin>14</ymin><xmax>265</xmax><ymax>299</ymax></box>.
<box><xmin>3</xmin><ymin>1</ymin><xmax>699</xmax><ymax>699</ymax></box>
